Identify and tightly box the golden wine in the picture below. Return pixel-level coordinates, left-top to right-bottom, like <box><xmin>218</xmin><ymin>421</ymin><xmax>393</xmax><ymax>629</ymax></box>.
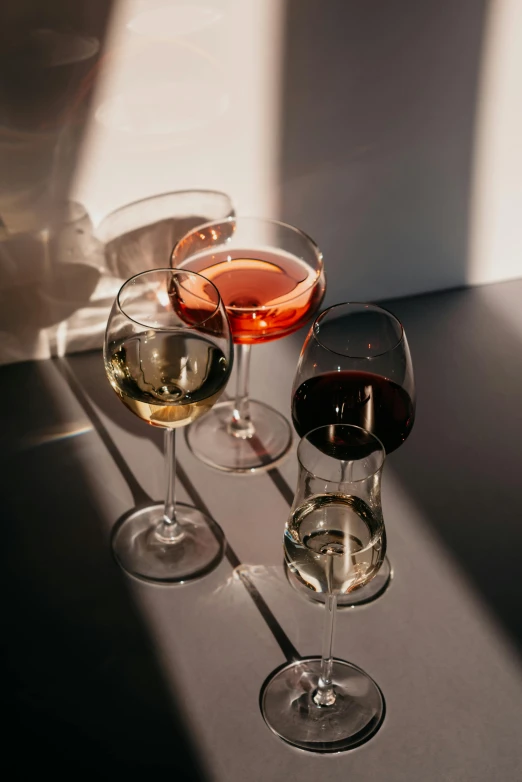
<box><xmin>106</xmin><ymin>331</ymin><xmax>230</xmax><ymax>428</ymax></box>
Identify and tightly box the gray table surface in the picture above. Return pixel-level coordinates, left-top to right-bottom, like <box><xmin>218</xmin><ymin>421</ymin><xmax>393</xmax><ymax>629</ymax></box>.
<box><xmin>2</xmin><ymin>278</ymin><xmax>522</xmax><ymax>780</ymax></box>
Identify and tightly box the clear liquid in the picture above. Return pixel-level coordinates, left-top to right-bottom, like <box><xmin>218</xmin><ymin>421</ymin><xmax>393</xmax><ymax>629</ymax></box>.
<box><xmin>284</xmin><ymin>494</ymin><xmax>386</xmax><ymax>594</ymax></box>
<box><xmin>105</xmin><ymin>331</ymin><xmax>230</xmax><ymax>428</ymax></box>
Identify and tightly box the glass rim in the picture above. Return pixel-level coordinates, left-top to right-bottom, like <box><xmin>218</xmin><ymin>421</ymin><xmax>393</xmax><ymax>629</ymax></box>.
<box><xmin>312</xmin><ymin>302</ymin><xmax>405</xmax><ymax>359</ymax></box>
<box><xmin>297</xmin><ymin>424</ymin><xmax>385</xmax><ymax>483</ymax></box>
<box><xmin>171</xmin><ymin>215</ymin><xmax>324</xmax><ymax>312</ymax></box>
<box><xmin>116</xmin><ymin>267</ymin><xmax>223</xmax><ymax>330</ymax></box>
<box><xmin>97</xmin><ymin>188</ymin><xmax>233</xmax><ymax>222</ymax></box>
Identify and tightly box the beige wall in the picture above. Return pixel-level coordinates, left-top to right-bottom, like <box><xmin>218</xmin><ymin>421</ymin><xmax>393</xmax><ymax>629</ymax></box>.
<box><xmin>2</xmin><ymin>0</ymin><xmax>522</xmax><ymax>364</ymax></box>
<box><xmin>468</xmin><ymin>0</ymin><xmax>522</xmax><ymax>286</ymax></box>
<box><xmin>73</xmin><ymin>0</ymin><xmax>284</xmax><ymax>223</ymax></box>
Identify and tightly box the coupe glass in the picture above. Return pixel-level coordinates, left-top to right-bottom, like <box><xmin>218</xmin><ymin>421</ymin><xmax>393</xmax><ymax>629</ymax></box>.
<box><xmin>261</xmin><ymin>424</ymin><xmax>387</xmax><ymax>752</ymax></box>
<box><xmin>288</xmin><ymin>302</ymin><xmax>415</xmax><ymax>606</ymax></box>
<box><xmin>172</xmin><ymin>217</ymin><xmax>325</xmax><ymax>473</ymax></box>
<box><xmin>95</xmin><ymin>190</ymin><xmax>234</xmax><ymax>280</ymax></box>
<box><xmin>104</xmin><ymin>269</ymin><xmax>233</xmax><ymax>583</ymax></box>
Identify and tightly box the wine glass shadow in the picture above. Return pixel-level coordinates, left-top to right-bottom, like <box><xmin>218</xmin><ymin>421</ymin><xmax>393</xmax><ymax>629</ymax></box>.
<box><xmin>382</xmin><ymin>281</ymin><xmax>522</xmax><ymax>658</ymax></box>
<box><xmin>0</xmin><ymin>0</ymin><xmax>120</xmax><ymax>365</ymax></box>
<box><xmin>0</xmin><ymin>359</ymin><xmax>210</xmax><ymax>779</ymax></box>
<box><xmin>0</xmin><ymin>201</ymin><xmax>111</xmax><ymax>363</ymax></box>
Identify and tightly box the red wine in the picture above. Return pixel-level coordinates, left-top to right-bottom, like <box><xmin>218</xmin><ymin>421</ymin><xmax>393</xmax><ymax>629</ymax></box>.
<box><xmin>292</xmin><ymin>371</ymin><xmax>415</xmax><ymax>454</ymax></box>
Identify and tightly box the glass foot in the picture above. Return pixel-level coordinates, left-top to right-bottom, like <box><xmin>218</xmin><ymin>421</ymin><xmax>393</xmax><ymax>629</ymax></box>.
<box><xmin>185</xmin><ymin>399</ymin><xmax>293</xmax><ymax>473</ymax></box>
<box><xmin>260</xmin><ymin>657</ymin><xmax>385</xmax><ymax>752</ymax></box>
<box><xmin>111</xmin><ymin>502</ymin><xmax>225</xmax><ymax>583</ymax></box>
<box><xmin>285</xmin><ymin>556</ymin><xmax>392</xmax><ymax>607</ymax></box>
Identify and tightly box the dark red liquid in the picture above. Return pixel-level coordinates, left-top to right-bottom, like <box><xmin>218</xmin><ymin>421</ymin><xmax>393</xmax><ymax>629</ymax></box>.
<box><xmin>292</xmin><ymin>371</ymin><xmax>415</xmax><ymax>454</ymax></box>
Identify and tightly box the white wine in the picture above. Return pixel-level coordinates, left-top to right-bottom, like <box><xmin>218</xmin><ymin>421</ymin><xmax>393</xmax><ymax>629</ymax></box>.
<box><xmin>284</xmin><ymin>494</ymin><xmax>385</xmax><ymax>594</ymax></box>
<box><xmin>106</xmin><ymin>331</ymin><xmax>230</xmax><ymax>428</ymax></box>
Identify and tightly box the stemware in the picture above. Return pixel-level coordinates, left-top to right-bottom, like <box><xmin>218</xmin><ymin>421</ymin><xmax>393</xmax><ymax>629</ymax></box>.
<box><xmin>261</xmin><ymin>424</ymin><xmax>386</xmax><ymax>752</ymax></box>
<box><xmin>95</xmin><ymin>190</ymin><xmax>234</xmax><ymax>280</ymax></box>
<box><xmin>288</xmin><ymin>302</ymin><xmax>415</xmax><ymax>606</ymax></box>
<box><xmin>104</xmin><ymin>269</ymin><xmax>233</xmax><ymax>582</ymax></box>
<box><xmin>171</xmin><ymin>217</ymin><xmax>325</xmax><ymax>473</ymax></box>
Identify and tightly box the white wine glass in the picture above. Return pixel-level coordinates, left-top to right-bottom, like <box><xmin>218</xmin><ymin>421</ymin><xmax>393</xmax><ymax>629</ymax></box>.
<box><xmin>104</xmin><ymin>268</ymin><xmax>233</xmax><ymax>583</ymax></box>
<box><xmin>261</xmin><ymin>424</ymin><xmax>386</xmax><ymax>752</ymax></box>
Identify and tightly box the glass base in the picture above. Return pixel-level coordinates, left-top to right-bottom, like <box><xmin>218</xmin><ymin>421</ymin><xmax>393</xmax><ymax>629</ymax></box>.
<box><xmin>185</xmin><ymin>399</ymin><xmax>293</xmax><ymax>473</ymax></box>
<box><xmin>260</xmin><ymin>657</ymin><xmax>385</xmax><ymax>752</ymax></box>
<box><xmin>285</xmin><ymin>556</ymin><xmax>392</xmax><ymax>607</ymax></box>
<box><xmin>111</xmin><ymin>502</ymin><xmax>225</xmax><ymax>583</ymax></box>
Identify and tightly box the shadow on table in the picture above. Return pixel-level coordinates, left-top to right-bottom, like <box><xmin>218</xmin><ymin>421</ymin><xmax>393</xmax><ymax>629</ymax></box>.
<box><xmin>0</xmin><ymin>360</ymin><xmax>209</xmax><ymax>779</ymax></box>
<box><xmin>61</xmin><ymin>350</ymin><xmax>303</xmax><ymax>664</ymax></box>
<box><xmin>71</xmin><ymin>284</ymin><xmax>522</xmax><ymax>665</ymax></box>
<box><xmin>69</xmin><ymin>348</ymin><xmax>165</xmax><ymax>448</ymax></box>
<box><xmin>382</xmin><ymin>282</ymin><xmax>522</xmax><ymax>658</ymax></box>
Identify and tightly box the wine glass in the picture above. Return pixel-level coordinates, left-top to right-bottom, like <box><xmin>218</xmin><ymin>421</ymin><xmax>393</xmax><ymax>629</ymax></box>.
<box><xmin>171</xmin><ymin>217</ymin><xmax>325</xmax><ymax>473</ymax></box>
<box><xmin>288</xmin><ymin>302</ymin><xmax>415</xmax><ymax>606</ymax></box>
<box><xmin>261</xmin><ymin>424</ymin><xmax>387</xmax><ymax>752</ymax></box>
<box><xmin>104</xmin><ymin>269</ymin><xmax>233</xmax><ymax>583</ymax></box>
<box><xmin>95</xmin><ymin>190</ymin><xmax>234</xmax><ymax>280</ymax></box>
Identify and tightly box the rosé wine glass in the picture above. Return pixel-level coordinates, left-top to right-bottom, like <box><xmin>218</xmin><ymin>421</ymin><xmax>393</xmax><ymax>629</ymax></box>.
<box><xmin>172</xmin><ymin>217</ymin><xmax>325</xmax><ymax>474</ymax></box>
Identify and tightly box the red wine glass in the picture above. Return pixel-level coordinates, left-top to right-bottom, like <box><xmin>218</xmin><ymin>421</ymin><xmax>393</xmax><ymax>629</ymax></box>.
<box><xmin>171</xmin><ymin>217</ymin><xmax>325</xmax><ymax>473</ymax></box>
<box><xmin>289</xmin><ymin>302</ymin><xmax>415</xmax><ymax>606</ymax></box>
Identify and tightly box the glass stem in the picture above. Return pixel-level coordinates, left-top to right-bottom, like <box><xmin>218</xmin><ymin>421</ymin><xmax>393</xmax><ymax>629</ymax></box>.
<box><xmin>157</xmin><ymin>428</ymin><xmax>183</xmax><ymax>541</ymax></box>
<box><xmin>228</xmin><ymin>343</ymin><xmax>255</xmax><ymax>438</ymax></box>
<box><xmin>313</xmin><ymin>558</ymin><xmax>338</xmax><ymax>707</ymax></box>
<box><xmin>340</xmin><ymin>460</ymin><xmax>352</xmax><ymax>482</ymax></box>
